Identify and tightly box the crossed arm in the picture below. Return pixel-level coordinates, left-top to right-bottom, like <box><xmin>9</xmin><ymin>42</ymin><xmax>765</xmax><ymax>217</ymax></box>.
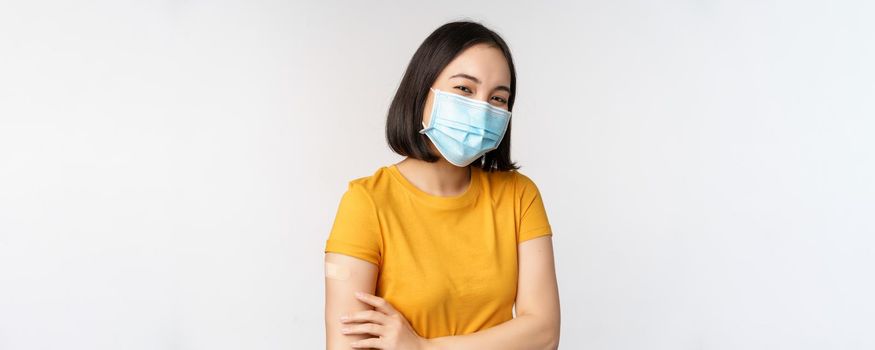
<box><xmin>324</xmin><ymin>235</ymin><xmax>561</xmax><ymax>350</ymax></box>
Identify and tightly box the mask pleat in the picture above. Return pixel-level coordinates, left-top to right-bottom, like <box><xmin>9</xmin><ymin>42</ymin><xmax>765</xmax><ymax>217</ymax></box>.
<box><xmin>420</xmin><ymin>89</ymin><xmax>511</xmax><ymax>166</ymax></box>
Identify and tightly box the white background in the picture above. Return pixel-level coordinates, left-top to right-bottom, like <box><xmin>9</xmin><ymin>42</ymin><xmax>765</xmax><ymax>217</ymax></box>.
<box><xmin>1</xmin><ymin>0</ymin><xmax>873</xmax><ymax>349</ymax></box>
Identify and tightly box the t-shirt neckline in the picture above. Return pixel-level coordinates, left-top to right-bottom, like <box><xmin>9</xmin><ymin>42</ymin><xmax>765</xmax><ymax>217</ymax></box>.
<box><xmin>386</xmin><ymin>164</ymin><xmax>481</xmax><ymax>209</ymax></box>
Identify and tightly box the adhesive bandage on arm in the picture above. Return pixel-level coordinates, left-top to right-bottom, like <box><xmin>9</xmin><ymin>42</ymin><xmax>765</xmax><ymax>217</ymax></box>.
<box><xmin>325</xmin><ymin>261</ymin><xmax>351</xmax><ymax>281</ymax></box>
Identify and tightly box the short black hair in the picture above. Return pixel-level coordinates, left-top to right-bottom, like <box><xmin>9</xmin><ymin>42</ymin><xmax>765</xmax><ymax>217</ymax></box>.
<box><xmin>385</xmin><ymin>20</ymin><xmax>520</xmax><ymax>172</ymax></box>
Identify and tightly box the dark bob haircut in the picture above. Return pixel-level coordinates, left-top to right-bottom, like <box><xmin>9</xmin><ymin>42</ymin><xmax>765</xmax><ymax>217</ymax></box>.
<box><xmin>385</xmin><ymin>20</ymin><xmax>520</xmax><ymax>172</ymax></box>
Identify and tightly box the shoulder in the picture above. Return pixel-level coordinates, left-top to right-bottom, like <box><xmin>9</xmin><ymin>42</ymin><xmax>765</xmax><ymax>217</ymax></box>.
<box><xmin>511</xmin><ymin>170</ymin><xmax>538</xmax><ymax>188</ymax></box>
<box><xmin>341</xmin><ymin>165</ymin><xmax>395</xmax><ymax>201</ymax></box>
<box><xmin>510</xmin><ymin>171</ymin><xmax>545</xmax><ymax>204</ymax></box>
<box><xmin>481</xmin><ymin>168</ymin><xmax>541</xmax><ymax>194</ymax></box>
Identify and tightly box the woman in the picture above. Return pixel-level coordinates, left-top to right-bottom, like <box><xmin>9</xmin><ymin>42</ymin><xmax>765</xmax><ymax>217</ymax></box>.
<box><xmin>324</xmin><ymin>20</ymin><xmax>560</xmax><ymax>349</ymax></box>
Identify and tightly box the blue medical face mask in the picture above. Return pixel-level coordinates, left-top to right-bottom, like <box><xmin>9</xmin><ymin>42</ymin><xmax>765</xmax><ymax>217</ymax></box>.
<box><xmin>419</xmin><ymin>87</ymin><xmax>512</xmax><ymax>167</ymax></box>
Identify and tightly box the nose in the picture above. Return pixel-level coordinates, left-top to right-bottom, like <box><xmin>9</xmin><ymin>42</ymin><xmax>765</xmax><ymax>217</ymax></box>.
<box><xmin>474</xmin><ymin>92</ymin><xmax>491</xmax><ymax>103</ymax></box>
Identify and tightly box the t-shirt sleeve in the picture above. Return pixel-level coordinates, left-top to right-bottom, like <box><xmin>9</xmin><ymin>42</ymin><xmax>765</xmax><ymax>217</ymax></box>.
<box><xmin>515</xmin><ymin>172</ymin><xmax>553</xmax><ymax>244</ymax></box>
<box><xmin>324</xmin><ymin>182</ymin><xmax>383</xmax><ymax>266</ymax></box>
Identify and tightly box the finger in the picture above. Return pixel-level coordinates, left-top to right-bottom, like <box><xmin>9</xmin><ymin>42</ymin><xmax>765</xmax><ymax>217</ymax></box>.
<box><xmin>350</xmin><ymin>337</ymin><xmax>383</xmax><ymax>349</ymax></box>
<box><xmin>341</xmin><ymin>322</ymin><xmax>384</xmax><ymax>337</ymax></box>
<box><xmin>341</xmin><ymin>309</ymin><xmax>388</xmax><ymax>325</ymax></box>
<box><xmin>354</xmin><ymin>291</ymin><xmax>398</xmax><ymax>316</ymax></box>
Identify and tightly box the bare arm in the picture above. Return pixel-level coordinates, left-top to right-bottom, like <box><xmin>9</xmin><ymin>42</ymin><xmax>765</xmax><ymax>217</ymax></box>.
<box><xmin>427</xmin><ymin>235</ymin><xmax>561</xmax><ymax>350</ymax></box>
<box><xmin>325</xmin><ymin>252</ymin><xmax>379</xmax><ymax>350</ymax></box>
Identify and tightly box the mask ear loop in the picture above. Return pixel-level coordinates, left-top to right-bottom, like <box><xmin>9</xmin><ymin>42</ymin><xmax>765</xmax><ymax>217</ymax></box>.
<box><xmin>420</xmin><ymin>88</ymin><xmax>441</xmax><ymax>134</ymax></box>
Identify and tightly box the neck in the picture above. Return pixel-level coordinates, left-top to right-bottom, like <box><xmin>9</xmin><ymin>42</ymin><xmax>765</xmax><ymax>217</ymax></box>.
<box><xmin>395</xmin><ymin>157</ymin><xmax>472</xmax><ymax>197</ymax></box>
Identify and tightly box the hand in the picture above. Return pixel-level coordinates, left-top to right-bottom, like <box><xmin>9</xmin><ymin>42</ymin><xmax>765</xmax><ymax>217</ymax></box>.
<box><xmin>339</xmin><ymin>291</ymin><xmax>431</xmax><ymax>350</ymax></box>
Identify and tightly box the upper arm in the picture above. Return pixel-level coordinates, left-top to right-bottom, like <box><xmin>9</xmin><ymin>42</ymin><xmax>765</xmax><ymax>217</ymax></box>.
<box><xmin>323</xmin><ymin>182</ymin><xmax>384</xmax><ymax>348</ymax></box>
<box><xmin>324</xmin><ymin>252</ymin><xmax>379</xmax><ymax>350</ymax></box>
<box><xmin>514</xmin><ymin>171</ymin><xmax>559</xmax><ymax>325</ymax></box>
<box><xmin>515</xmin><ymin>235</ymin><xmax>561</xmax><ymax>346</ymax></box>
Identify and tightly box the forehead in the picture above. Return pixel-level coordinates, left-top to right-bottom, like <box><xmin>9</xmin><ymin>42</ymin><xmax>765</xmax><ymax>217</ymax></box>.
<box><xmin>438</xmin><ymin>43</ymin><xmax>511</xmax><ymax>85</ymax></box>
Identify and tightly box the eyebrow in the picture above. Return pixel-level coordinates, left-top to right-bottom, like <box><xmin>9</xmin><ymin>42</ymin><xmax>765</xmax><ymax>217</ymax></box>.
<box><xmin>449</xmin><ymin>73</ymin><xmax>511</xmax><ymax>94</ymax></box>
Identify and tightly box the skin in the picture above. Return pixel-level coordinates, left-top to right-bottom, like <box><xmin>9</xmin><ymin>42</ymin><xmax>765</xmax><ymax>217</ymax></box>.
<box><xmin>325</xmin><ymin>43</ymin><xmax>561</xmax><ymax>349</ymax></box>
<box><xmin>394</xmin><ymin>42</ymin><xmax>514</xmax><ymax>197</ymax></box>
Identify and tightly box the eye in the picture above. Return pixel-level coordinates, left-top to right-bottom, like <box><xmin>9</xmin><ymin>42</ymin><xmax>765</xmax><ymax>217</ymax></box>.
<box><xmin>491</xmin><ymin>96</ymin><xmax>508</xmax><ymax>104</ymax></box>
<box><xmin>454</xmin><ymin>85</ymin><xmax>473</xmax><ymax>94</ymax></box>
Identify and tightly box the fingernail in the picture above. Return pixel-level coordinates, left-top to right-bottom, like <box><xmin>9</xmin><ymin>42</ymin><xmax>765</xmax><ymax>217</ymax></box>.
<box><xmin>340</xmin><ymin>315</ymin><xmax>348</xmax><ymax>321</ymax></box>
<box><xmin>341</xmin><ymin>327</ymin><xmax>350</xmax><ymax>333</ymax></box>
<box><xmin>355</xmin><ymin>291</ymin><xmax>364</xmax><ymax>298</ymax></box>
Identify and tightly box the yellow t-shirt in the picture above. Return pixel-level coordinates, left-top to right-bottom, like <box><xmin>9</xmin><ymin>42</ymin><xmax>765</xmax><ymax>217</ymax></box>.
<box><xmin>324</xmin><ymin>164</ymin><xmax>552</xmax><ymax>339</ymax></box>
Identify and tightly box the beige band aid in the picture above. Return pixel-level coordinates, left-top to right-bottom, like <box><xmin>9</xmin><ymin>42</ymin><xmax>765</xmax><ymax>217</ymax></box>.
<box><xmin>325</xmin><ymin>261</ymin><xmax>351</xmax><ymax>281</ymax></box>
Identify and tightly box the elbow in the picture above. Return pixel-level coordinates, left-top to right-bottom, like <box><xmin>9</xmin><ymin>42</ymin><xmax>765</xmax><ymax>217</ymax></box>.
<box><xmin>517</xmin><ymin>309</ymin><xmax>560</xmax><ymax>349</ymax></box>
<box><xmin>528</xmin><ymin>313</ymin><xmax>560</xmax><ymax>350</ymax></box>
<box><xmin>548</xmin><ymin>335</ymin><xmax>560</xmax><ymax>350</ymax></box>
<box><xmin>545</xmin><ymin>327</ymin><xmax>560</xmax><ymax>350</ymax></box>
<box><xmin>533</xmin><ymin>326</ymin><xmax>559</xmax><ymax>350</ymax></box>
<box><xmin>543</xmin><ymin>314</ymin><xmax>560</xmax><ymax>350</ymax></box>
